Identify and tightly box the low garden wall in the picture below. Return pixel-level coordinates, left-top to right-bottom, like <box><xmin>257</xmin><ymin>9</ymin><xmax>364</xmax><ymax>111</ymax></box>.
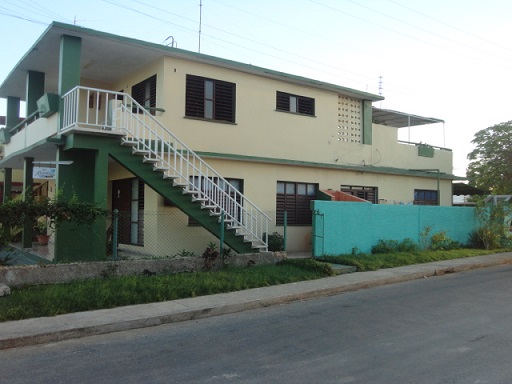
<box><xmin>0</xmin><ymin>252</ymin><xmax>286</xmax><ymax>288</ymax></box>
<box><xmin>311</xmin><ymin>201</ymin><xmax>479</xmax><ymax>256</ymax></box>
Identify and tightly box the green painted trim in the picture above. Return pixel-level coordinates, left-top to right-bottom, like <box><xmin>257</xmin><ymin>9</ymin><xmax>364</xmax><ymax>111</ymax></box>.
<box><xmin>363</xmin><ymin>100</ymin><xmax>372</xmax><ymax>145</ymax></box>
<box><xmin>44</xmin><ymin>22</ymin><xmax>382</xmax><ymax>102</ymax></box>
<box><xmin>195</xmin><ymin>151</ymin><xmax>465</xmax><ymax>181</ymax></box>
<box><xmin>26</xmin><ymin>71</ymin><xmax>45</xmax><ymax>116</ymax></box>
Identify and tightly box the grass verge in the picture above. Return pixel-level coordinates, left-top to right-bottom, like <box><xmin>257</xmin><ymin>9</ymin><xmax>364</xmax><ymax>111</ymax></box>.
<box><xmin>318</xmin><ymin>248</ymin><xmax>512</xmax><ymax>271</ymax></box>
<box><xmin>0</xmin><ymin>259</ymin><xmax>334</xmax><ymax>322</ymax></box>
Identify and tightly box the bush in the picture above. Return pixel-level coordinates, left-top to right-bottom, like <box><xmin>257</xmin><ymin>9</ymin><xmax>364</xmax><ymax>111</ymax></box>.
<box><xmin>397</xmin><ymin>238</ymin><xmax>420</xmax><ymax>252</ymax></box>
<box><xmin>372</xmin><ymin>239</ymin><xmax>399</xmax><ymax>254</ymax></box>
<box><xmin>468</xmin><ymin>227</ymin><xmax>501</xmax><ymax>250</ymax></box>
<box><xmin>430</xmin><ymin>231</ymin><xmax>460</xmax><ymax>251</ymax></box>
<box><xmin>372</xmin><ymin>238</ymin><xmax>418</xmax><ymax>254</ymax></box>
<box><xmin>265</xmin><ymin>232</ymin><xmax>285</xmax><ymax>252</ymax></box>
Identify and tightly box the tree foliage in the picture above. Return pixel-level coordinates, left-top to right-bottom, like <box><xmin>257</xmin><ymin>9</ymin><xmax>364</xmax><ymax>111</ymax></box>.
<box><xmin>467</xmin><ymin>121</ymin><xmax>512</xmax><ymax>194</ymax></box>
<box><xmin>0</xmin><ymin>196</ymin><xmax>108</xmax><ymax>246</ymax></box>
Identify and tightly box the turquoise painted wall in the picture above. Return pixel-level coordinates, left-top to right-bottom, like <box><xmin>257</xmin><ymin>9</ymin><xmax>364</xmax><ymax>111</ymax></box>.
<box><xmin>311</xmin><ymin>201</ymin><xmax>478</xmax><ymax>256</ymax></box>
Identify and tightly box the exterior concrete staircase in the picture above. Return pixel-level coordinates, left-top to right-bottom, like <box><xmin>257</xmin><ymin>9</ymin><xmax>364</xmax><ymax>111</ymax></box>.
<box><xmin>62</xmin><ymin>88</ymin><xmax>270</xmax><ymax>253</ymax></box>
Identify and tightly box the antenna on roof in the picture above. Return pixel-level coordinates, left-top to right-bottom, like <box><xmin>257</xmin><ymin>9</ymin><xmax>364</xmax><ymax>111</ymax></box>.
<box><xmin>198</xmin><ymin>0</ymin><xmax>203</xmax><ymax>53</ymax></box>
<box><xmin>163</xmin><ymin>36</ymin><xmax>177</xmax><ymax>48</ymax></box>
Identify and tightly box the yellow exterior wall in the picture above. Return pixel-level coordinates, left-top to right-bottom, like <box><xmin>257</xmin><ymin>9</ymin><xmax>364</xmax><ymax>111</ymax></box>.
<box><xmin>105</xmin><ymin>56</ymin><xmax>452</xmax><ymax>177</ymax></box>
<box><xmin>3</xmin><ymin>54</ymin><xmax>453</xmax><ymax>255</ymax></box>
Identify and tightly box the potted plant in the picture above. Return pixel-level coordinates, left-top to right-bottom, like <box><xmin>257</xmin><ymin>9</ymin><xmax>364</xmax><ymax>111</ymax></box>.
<box><xmin>34</xmin><ymin>220</ymin><xmax>50</xmax><ymax>246</ymax></box>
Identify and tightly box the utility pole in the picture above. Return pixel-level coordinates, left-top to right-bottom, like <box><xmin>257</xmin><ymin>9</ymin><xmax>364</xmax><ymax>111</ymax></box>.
<box><xmin>378</xmin><ymin>76</ymin><xmax>383</xmax><ymax>108</ymax></box>
<box><xmin>198</xmin><ymin>0</ymin><xmax>202</xmax><ymax>53</ymax></box>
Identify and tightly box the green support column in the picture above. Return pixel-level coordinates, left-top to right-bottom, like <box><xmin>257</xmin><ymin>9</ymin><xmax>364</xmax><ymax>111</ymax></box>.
<box><xmin>22</xmin><ymin>158</ymin><xmax>34</xmax><ymax>248</ymax></box>
<box><xmin>2</xmin><ymin>97</ymin><xmax>21</xmax><ymax>144</ymax></box>
<box><xmin>2</xmin><ymin>168</ymin><xmax>12</xmax><ymax>241</ymax></box>
<box><xmin>54</xmin><ymin>147</ymin><xmax>108</xmax><ymax>262</ymax></box>
<box><xmin>6</xmin><ymin>97</ymin><xmax>20</xmax><ymax>129</ymax></box>
<box><xmin>58</xmin><ymin>35</ymin><xmax>81</xmax><ymax>130</ymax></box>
<box><xmin>26</xmin><ymin>71</ymin><xmax>45</xmax><ymax>116</ymax></box>
<box><xmin>362</xmin><ymin>100</ymin><xmax>373</xmax><ymax>145</ymax></box>
<box><xmin>2</xmin><ymin>168</ymin><xmax>12</xmax><ymax>203</ymax></box>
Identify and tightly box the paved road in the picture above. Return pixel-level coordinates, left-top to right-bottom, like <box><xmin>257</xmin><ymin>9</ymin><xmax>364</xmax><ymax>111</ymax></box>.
<box><xmin>2</xmin><ymin>265</ymin><xmax>512</xmax><ymax>383</ymax></box>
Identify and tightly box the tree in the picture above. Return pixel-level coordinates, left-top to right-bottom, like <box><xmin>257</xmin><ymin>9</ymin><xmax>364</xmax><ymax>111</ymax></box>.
<box><xmin>467</xmin><ymin>121</ymin><xmax>512</xmax><ymax>194</ymax></box>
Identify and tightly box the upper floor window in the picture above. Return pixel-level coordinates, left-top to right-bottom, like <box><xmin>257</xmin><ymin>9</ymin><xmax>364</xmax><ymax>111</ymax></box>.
<box><xmin>132</xmin><ymin>75</ymin><xmax>156</xmax><ymax>115</ymax></box>
<box><xmin>414</xmin><ymin>189</ymin><xmax>438</xmax><ymax>206</ymax></box>
<box><xmin>276</xmin><ymin>91</ymin><xmax>315</xmax><ymax>116</ymax></box>
<box><xmin>186</xmin><ymin>75</ymin><xmax>236</xmax><ymax>123</ymax></box>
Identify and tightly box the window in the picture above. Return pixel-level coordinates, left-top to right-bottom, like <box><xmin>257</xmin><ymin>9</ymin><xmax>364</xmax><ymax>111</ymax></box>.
<box><xmin>276</xmin><ymin>181</ymin><xmax>317</xmax><ymax>225</ymax></box>
<box><xmin>340</xmin><ymin>185</ymin><xmax>378</xmax><ymax>204</ymax></box>
<box><xmin>276</xmin><ymin>91</ymin><xmax>315</xmax><ymax>116</ymax></box>
<box><xmin>189</xmin><ymin>177</ymin><xmax>243</xmax><ymax>226</ymax></box>
<box><xmin>414</xmin><ymin>189</ymin><xmax>438</xmax><ymax>206</ymax></box>
<box><xmin>186</xmin><ymin>75</ymin><xmax>236</xmax><ymax>123</ymax></box>
<box><xmin>132</xmin><ymin>75</ymin><xmax>156</xmax><ymax>114</ymax></box>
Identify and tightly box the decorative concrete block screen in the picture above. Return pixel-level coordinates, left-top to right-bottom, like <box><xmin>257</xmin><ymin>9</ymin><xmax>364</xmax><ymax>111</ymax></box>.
<box><xmin>311</xmin><ymin>201</ymin><xmax>478</xmax><ymax>256</ymax></box>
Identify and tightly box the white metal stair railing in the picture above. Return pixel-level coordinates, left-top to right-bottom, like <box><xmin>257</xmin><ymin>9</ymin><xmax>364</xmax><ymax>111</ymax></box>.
<box><xmin>61</xmin><ymin>87</ymin><xmax>269</xmax><ymax>250</ymax></box>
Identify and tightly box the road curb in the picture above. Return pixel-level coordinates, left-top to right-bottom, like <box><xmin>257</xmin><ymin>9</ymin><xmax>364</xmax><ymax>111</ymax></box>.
<box><xmin>1</xmin><ymin>254</ymin><xmax>512</xmax><ymax>350</ymax></box>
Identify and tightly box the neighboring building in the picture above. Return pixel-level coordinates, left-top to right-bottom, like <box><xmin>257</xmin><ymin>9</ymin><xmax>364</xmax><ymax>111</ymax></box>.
<box><xmin>0</xmin><ymin>22</ymin><xmax>459</xmax><ymax>261</ymax></box>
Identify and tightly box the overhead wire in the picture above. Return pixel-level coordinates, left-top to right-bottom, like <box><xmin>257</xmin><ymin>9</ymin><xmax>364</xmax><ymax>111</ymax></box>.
<box><xmin>2</xmin><ymin>0</ymin><xmax>506</xmax><ymax>108</ymax></box>
<box><xmin>308</xmin><ymin>0</ymin><xmax>512</xmax><ymax>71</ymax></box>
<box><xmin>113</xmin><ymin>0</ymin><xmax>385</xmax><ymax>91</ymax></box>
<box><xmin>345</xmin><ymin>0</ymin><xmax>512</xmax><ymax>65</ymax></box>
<box><xmin>386</xmin><ymin>0</ymin><xmax>512</xmax><ymax>54</ymax></box>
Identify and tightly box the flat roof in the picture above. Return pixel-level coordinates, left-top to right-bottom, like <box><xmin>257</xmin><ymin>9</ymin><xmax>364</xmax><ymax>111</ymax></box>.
<box><xmin>0</xmin><ymin>22</ymin><xmax>384</xmax><ymax>102</ymax></box>
<box><xmin>372</xmin><ymin>107</ymin><xmax>444</xmax><ymax>128</ymax></box>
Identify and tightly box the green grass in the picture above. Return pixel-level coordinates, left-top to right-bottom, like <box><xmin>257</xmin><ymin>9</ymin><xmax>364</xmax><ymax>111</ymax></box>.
<box><xmin>0</xmin><ymin>259</ymin><xmax>334</xmax><ymax>322</ymax></box>
<box><xmin>319</xmin><ymin>248</ymin><xmax>512</xmax><ymax>271</ymax></box>
<box><xmin>2</xmin><ymin>249</ymin><xmax>511</xmax><ymax>322</ymax></box>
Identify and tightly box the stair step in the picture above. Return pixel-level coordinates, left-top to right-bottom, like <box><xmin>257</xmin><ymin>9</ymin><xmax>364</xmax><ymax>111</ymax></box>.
<box><xmin>121</xmin><ymin>139</ymin><xmax>137</xmax><ymax>147</ymax></box>
<box><xmin>172</xmin><ymin>180</ymin><xmax>188</xmax><ymax>187</ymax></box>
<box><xmin>132</xmin><ymin>148</ymin><xmax>150</xmax><ymax>155</ymax></box>
<box><xmin>119</xmin><ymin>129</ymin><xmax>269</xmax><ymax>253</ymax></box>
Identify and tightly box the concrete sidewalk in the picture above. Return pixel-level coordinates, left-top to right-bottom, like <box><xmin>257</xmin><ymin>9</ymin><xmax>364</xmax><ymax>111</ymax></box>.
<box><xmin>1</xmin><ymin>252</ymin><xmax>512</xmax><ymax>350</ymax></box>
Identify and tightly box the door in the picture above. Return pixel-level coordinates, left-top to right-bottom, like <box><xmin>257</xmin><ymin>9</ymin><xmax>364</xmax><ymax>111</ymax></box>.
<box><xmin>112</xmin><ymin>178</ymin><xmax>133</xmax><ymax>244</ymax></box>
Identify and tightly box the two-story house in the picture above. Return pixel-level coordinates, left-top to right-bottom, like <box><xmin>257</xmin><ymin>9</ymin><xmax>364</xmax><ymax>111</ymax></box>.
<box><xmin>0</xmin><ymin>22</ymin><xmax>457</xmax><ymax>261</ymax></box>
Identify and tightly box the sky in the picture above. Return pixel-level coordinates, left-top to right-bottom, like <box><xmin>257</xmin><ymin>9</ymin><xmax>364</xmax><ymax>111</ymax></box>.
<box><xmin>1</xmin><ymin>0</ymin><xmax>512</xmax><ymax>177</ymax></box>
